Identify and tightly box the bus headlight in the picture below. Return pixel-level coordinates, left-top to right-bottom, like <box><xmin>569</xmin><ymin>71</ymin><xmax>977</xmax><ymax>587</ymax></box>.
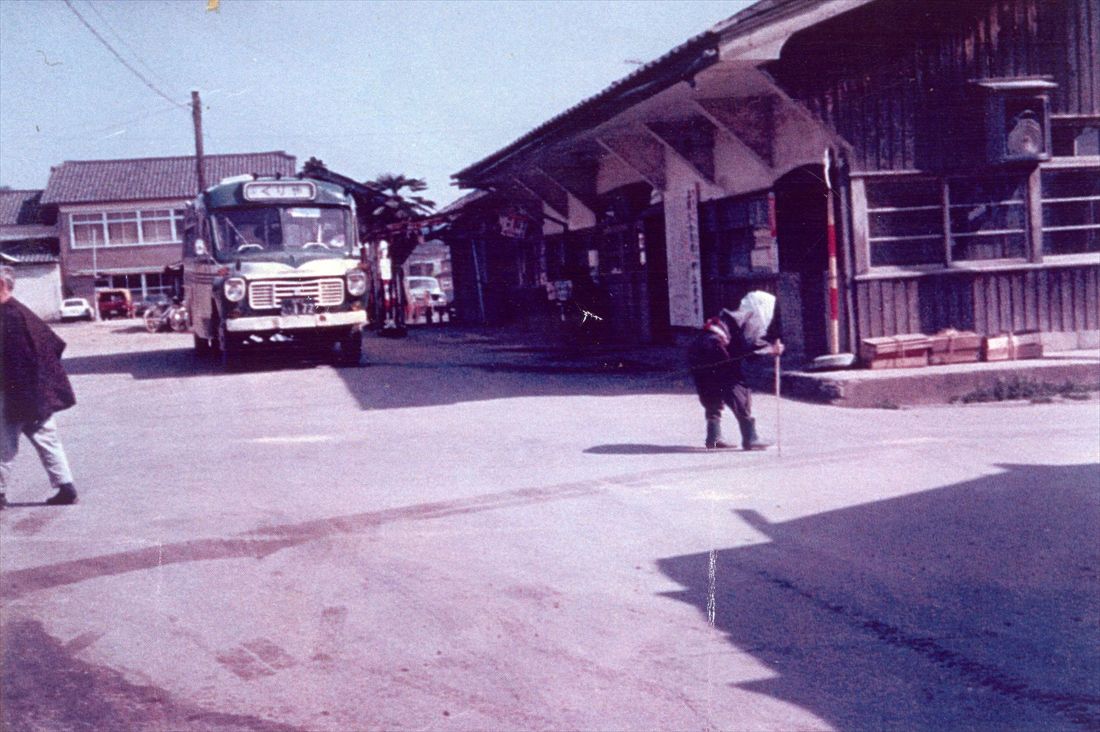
<box><xmin>346</xmin><ymin>269</ymin><xmax>367</xmax><ymax>297</ymax></box>
<box><xmin>224</xmin><ymin>277</ymin><xmax>247</xmax><ymax>303</ymax></box>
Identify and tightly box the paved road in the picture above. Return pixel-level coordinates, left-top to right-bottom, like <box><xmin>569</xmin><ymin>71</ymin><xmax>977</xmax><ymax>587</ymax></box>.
<box><xmin>2</xmin><ymin>321</ymin><xmax>1098</xmax><ymax>731</ymax></box>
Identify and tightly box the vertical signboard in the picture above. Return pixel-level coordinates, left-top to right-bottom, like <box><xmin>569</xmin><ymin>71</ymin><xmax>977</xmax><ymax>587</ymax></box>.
<box><xmin>665</xmin><ymin>182</ymin><xmax>705</xmax><ymax>327</ymax></box>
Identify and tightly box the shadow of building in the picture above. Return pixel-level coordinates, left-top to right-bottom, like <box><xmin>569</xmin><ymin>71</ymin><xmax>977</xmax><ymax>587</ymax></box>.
<box><xmin>658</xmin><ymin>463</ymin><xmax>1100</xmax><ymax>730</ymax></box>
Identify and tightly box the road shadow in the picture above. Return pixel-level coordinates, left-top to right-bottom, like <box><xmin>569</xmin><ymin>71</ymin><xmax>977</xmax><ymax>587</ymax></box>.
<box><xmin>58</xmin><ymin>328</ymin><xmax>705</xmax><ymax>407</ymax></box>
<box><xmin>585</xmin><ymin>444</ymin><xmax>708</xmax><ymax>455</ymax></box>
<box><xmin>657</xmin><ymin>463</ymin><xmax>1100</xmax><ymax>731</ymax></box>
<box><xmin>63</xmin><ymin>348</ymin><xmax>340</xmax><ymax>380</ymax></box>
<box><xmin>1</xmin><ymin>619</ymin><xmax>301</xmax><ymax>732</ymax></box>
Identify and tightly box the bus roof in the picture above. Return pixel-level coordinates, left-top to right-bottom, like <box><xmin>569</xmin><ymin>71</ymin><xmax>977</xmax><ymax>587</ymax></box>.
<box><xmin>201</xmin><ymin>176</ymin><xmax>352</xmax><ymax>209</ymax></box>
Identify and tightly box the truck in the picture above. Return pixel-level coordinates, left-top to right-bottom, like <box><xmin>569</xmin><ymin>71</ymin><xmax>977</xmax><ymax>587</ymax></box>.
<box><xmin>181</xmin><ymin>175</ymin><xmax>369</xmax><ymax>368</ymax></box>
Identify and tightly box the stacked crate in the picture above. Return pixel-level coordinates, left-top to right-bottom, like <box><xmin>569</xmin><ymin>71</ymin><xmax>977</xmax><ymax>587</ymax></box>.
<box><xmin>859</xmin><ymin>334</ymin><xmax>932</xmax><ymax>369</ymax></box>
<box><xmin>928</xmin><ymin>329</ymin><xmax>982</xmax><ymax>365</ymax></box>
<box><xmin>982</xmin><ymin>332</ymin><xmax>1044</xmax><ymax>361</ymax></box>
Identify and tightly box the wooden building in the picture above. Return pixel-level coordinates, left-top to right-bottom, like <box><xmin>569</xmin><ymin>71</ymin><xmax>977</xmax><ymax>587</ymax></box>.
<box><xmin>452</xmin><ymin>0</ymin><xmax>1098</xmax><ymax>360</ymax></box>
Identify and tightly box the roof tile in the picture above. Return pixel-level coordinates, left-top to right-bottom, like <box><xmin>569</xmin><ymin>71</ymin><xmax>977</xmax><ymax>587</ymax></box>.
<box><xmin>0</xmin><ymin>190</ymin><xmax>47</xmax><ymax>226</ymax></box>
<box><xmin>41</xmin><ymin>151</ymin><xmax>297</xmax><ymax>205</ymax></box>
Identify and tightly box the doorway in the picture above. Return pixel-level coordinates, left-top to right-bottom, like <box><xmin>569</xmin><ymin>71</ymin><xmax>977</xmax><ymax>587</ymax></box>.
<box><xmin>774</xmin><ymin>164</ymin><xmax>829</xmax><ymax>359</ymax></box>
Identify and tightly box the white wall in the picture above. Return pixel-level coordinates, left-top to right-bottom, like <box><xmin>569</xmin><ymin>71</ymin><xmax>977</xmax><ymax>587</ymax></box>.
<box><xmin>11</xmin><ymin>263</ymin><xmax>63</xmax><ymax>320</ymax></box>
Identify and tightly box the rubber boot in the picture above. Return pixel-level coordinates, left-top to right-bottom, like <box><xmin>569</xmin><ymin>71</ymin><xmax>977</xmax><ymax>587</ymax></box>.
<box><xmin>45</xmin><ymin>483</ymin><xmax>77</xmax><ymax>506</ymax></box>
<box><xmin>706</xmin><ymin>419</ymin><xmax>734</xmax><ymax>449</ymax></box>
<box><xmin>738</xmin><ymin>417</ymin><xmax>770</xmax><ymax>451</ymax></box>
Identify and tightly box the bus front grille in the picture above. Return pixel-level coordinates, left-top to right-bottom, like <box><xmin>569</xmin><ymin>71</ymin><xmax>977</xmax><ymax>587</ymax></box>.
<box><xmin>249</xmin><ymin>278</ymin><xmax>345</xmax><ymax>309</ymax></box>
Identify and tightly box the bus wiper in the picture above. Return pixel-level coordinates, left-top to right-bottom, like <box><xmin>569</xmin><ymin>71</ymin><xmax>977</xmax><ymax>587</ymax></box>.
<box><xmin>222</xmin><ymin>217</ymin><xmax>253</xmax><ymax>250</ymax></box>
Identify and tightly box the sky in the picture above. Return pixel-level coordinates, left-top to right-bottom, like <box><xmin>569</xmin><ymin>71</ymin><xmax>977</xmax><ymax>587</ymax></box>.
<box><xmin>0</xmin><ymin>0</ymin><xmax>750</xmax><ymax>208</ymax></box>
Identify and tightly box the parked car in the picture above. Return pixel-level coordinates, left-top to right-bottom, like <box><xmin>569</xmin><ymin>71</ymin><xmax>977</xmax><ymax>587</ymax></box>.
<box><xmin>97</xmin><ymin>289</ymin><xmax>132</xmax><ymax>319</ymax></box>
<box><xmin>404</xmin><ymin>276</ymin><xmax>450</xmax><ymax>323</ymax></box>
<box><xmin>59</xmin><ymin>297</ymin><xmax>94</xmax><ymax>322</ymax></box>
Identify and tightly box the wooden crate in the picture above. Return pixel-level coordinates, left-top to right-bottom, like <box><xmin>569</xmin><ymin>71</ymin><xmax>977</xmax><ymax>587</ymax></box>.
<box><xmin>928</xmin><ymin>329</ymin><xmax>982</xmax><ymax>365</ymax></box>
<box><xmin>983</xmin><ymin>332</ymin><xmax>1044</xmax><ymax>362</ymax></box>
<box><xmin>860</xmin><ymin>334</ymin><xmax>931</xmax><ymax>369</ymax></box>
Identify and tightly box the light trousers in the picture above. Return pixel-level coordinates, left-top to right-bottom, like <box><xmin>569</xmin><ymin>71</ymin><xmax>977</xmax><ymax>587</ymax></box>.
<box><xmin>0</xmin><ymin>416</ymin><xmax>74</xmax><ymax>492</ymax></box>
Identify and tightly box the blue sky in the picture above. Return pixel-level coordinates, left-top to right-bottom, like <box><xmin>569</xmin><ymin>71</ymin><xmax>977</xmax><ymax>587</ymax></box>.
<box><xmin>0</xmin><ymin>0</ymin><xmax>749</xmax><ymax>207</ymax></box>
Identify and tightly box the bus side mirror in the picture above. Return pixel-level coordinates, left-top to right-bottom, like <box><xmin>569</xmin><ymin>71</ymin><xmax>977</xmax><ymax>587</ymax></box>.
<box><xmin>194</xmin><ymin>239</ymin><xmax>207</xmax><ymax>257</ymax></box>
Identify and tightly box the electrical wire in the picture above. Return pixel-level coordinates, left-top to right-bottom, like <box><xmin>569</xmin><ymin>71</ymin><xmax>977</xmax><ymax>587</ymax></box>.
<box><xmin>62</xmin><ymin>0</ymin><xmax>187</xmax><ymax>109</ymax></box>
<box><xmin>82</xmin><ymin>0</ymin><xmax>169</xmax><ymax>87</ymax></box>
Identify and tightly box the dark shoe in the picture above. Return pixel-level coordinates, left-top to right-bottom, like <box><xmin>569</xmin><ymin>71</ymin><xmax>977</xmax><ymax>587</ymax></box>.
<box><xmin>707</xmin><ymin>440</ymin><xmax>736</xmax><ymax>449</ymax></box>
<box><xmin>705</xmin><ymin>418</ymin><xmax>733</xmax><ymax>449</ymax></box>
<box><xmin>45</xmin><ymin>483</ymin><xmax>77</xmax><ymax>506</ymax></box>
<box><xmin>739</xmin><ymin>418</ymin><xmax>771</xmax><ymax>451</ymax></box>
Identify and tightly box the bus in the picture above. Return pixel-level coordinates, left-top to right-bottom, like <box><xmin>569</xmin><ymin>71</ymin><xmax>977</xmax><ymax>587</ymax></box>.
<box><xmin>181</xmin><ymin>175</ymin><xmax>369</xmax><ymax>368</ymax></box>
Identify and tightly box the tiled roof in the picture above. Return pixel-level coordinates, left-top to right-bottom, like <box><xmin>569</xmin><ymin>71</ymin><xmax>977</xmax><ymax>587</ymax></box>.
<box><xmin>41</xmin><ymin>151</ymin><xmax>297</xmax><ymax>205</ymax></box>
<box><xmin>0</xmin><ymin>190</ymin><xmax>47</xmax><ymax>226</ymax></box>
<box><xmin>1</xmin><ymin>238</ymin><xmax>60</xmax><ymax>264</ymax></box>
<box><xmin>437</xmin><ymin>190</ymin><xmax>490</xmax><ymax>215</ymax></box>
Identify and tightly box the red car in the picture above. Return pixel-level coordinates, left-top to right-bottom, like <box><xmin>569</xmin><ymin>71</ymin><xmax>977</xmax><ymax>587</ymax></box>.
<box><xmin>97</xmin><ymin>289</ymin><xmax>132</xmax><ymax>319</ymax></box>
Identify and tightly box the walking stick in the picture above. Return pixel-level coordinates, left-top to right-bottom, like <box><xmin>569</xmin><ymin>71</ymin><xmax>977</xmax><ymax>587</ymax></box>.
<box><xmin>774</xmin><ymin>348</ymin><xmax>782</xmax><ymax>457</ymax></box>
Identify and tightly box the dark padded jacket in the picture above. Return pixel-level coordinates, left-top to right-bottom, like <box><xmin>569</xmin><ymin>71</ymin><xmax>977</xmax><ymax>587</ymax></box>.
<box><xmin>1</xmin><ymin>298</ymin><xmax>76</xmax><ymax>423</ymax></box>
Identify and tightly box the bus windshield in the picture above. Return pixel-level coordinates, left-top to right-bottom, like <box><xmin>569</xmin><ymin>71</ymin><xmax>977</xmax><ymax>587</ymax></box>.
<box><xmin>211</xmin><ymin>206</ymin><xmax>353</xmax><ymax>260</ymax></box>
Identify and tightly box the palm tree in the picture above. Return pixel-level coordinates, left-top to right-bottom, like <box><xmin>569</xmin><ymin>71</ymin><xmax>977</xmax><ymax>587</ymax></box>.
<box><xmin>367</xmin><ymin>173</ymin><xmax>436</xmax><ymax>220</ymax></box>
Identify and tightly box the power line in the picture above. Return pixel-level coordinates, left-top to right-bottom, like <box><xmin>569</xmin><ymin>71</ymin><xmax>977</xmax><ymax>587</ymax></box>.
<box><xmin>62</xmin><ymin>0</ymin><xmax>187</xmax><ymax>109</ymax></box>
<box><xmin>82</xmin><ymin>0</ymin><xmax>168</xmax><ymax>86</ymax></box>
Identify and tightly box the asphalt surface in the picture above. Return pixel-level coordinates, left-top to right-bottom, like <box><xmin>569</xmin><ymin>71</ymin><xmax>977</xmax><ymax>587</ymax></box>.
<box><xmin>1</xmin><ymin>320</ymin><xmax>1098</xmax><ymax>731</ymax></box>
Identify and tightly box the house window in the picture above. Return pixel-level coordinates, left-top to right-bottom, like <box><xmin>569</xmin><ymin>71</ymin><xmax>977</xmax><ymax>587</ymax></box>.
<box><xmin>141</xmin><ymin>209</ymin><xmax>182</xmax><ymax>243</ymax></box>
<box><xmin>864</xmin><ymin>172</ymin><xmax>1029</xmax><ymax>267</ymax></box>
<box><xmin>107</xmin><ymin>212</ymin><xmax>140</xmax><ymax>246</ymax></box>
<box><xmin>71</xmin><ymin>213</ymin><xmax>106</xmax><ymax>248</ymax></box>
<box><xmin>70</xmin><ymin>209</ymin><xmax>185</xmax><ymax>248</ymax></box>
<box><xmin>948</xmin><ymin>175</ymin><xmax>1028</xmax><ymax>261</ymax></box>
<box><xmin>1042</xmin><ymin>167</ymin><xmax>1100</xmax><ymax>255</ymax></box>
<box><xmin>867</xmin><ymin>177</ymin><xmax>944</xmax><ymax>266</ymax></box>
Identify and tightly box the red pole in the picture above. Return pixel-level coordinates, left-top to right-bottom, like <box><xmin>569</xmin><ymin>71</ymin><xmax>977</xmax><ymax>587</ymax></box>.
<box><xmin>825</xmin><ymin>149</ymin><xmax>840</xmax><ymax>355</ymax></box>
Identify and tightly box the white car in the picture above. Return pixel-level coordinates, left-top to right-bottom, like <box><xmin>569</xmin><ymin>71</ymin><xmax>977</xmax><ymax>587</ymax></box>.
<box><xmin>405</xmin><ymin>276</ymin><xmax>448</xmax><ymax>306</ymax></box>
<box><xmin>59</xmin><ymin>297</ymin><xmax>94</xmax><ymax>322</ymax></box>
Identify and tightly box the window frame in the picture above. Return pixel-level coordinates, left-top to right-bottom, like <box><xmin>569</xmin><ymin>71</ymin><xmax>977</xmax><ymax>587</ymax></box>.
<box><xmin>69</xmin><ymin>207</ymin><xmax>186</xmax><ymax>249</ymax></box>
<box><xmin>854</xmin><ymin>163</ymin><xmax>1100</xmax><ymax>278</ymax></box>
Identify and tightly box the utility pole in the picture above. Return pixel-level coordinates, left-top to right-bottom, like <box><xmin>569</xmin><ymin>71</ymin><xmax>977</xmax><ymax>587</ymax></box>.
<box><xmin>191</xmin><ymin>90</ymin><xmax>205</xmax><ymax>193</ymax></box>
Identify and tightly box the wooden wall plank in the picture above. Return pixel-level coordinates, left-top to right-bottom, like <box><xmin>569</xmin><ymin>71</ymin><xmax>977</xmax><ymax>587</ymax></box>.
<box><xmin>882</xmin><ymin>279</ymin><xmax>896</xmax><ymax>334</ymax></box>
<box><xmin>1012</xmin><ymin>273</ymin><xmax>1026</xmax><ymax>332</ymax></box>
<box><xmin>1061</xmin><ymin>268</ymin><xmax>1074</xmax><ymax>331</ymax></box>
<box><xmin>974</xmin><ymin>277</ymin><xmax>987</xmax><ymax>334</ymax></box>
<box><xmin>907</xmin><ymin>279</ymin><xmax>921</xmax><ymax>333</ymax></box>
<box><xmin>1087</xmin><ymin>267</ymin><xmax>1099</xmax><ymax>331</ymax></box>
<box><xmin>992</xmin><ymin>275</ymin><xmax>1004</xmax><ymax>334</ymax></box>
<box><xmin>1024</xmin><ymin>270</ymin><xmax>1039</xmax><ymax>331</ymax></box>
<box><xmin>1073</xmin><ymin>267</ymin><xmax>1087</xmax><ymax>332</ymax></box>
<box><xmin>856</xmin><ymin>281</ymin><xmax>871</xmax><ymax>340</ymax></box>
<box><xmin>1053</xmin><ymin>269</ymin><xmax>1066</xmax><ymax>331</ymax></box>
<box><xmin>1037</xmin><ymin>269</ymin><xmax>1050</xmax><ymax>331</ymax></box>
<box><xmin>869</xmin><ymin>280</ymin><xmax>883</xmax><ymax>336</ymax></box>
<box><xmin>998</xmin><ymin>273</ymin><xmax>1013</xmax><ymax>333</ymax></box>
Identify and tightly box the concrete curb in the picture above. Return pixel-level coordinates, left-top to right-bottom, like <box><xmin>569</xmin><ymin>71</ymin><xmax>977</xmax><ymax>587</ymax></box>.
<box><xmin>780</xmin><ymin>353</ymin><xmax>1100</xmax><ymax>408</ymax></box>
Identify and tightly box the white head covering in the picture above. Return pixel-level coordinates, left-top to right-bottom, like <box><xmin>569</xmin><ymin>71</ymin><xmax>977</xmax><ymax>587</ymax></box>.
<box><xmin>721</xmin><ymin>290</ymin><xmax>776</xmax><ymax>352</ymax></box>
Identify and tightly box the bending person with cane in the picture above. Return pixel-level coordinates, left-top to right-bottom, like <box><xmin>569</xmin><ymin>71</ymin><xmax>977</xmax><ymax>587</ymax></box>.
<box><xmin>688</xmin><ymin>290</ymin><xmax>783</xmax><ymax>450</ymax></box>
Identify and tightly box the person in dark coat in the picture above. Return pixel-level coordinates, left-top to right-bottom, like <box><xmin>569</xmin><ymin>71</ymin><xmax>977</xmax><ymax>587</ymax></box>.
<box><xmin>0</xmin><ymin>265</ymin><xmax>78</xmax><ymax>508</ymax></box>
<box><xmin>688</xmin><ymin>291</ymin><xmax>783</xmax><ymax>450</ymax></box>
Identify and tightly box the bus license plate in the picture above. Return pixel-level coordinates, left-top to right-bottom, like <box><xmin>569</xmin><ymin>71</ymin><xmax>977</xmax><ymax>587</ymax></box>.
<box><xmin>281</xmin><ymin>297</ymin><xmax>316</xmax><ymax>315</ymax></box>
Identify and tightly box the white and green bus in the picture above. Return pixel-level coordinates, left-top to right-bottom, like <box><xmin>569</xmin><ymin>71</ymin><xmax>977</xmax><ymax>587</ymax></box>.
<box><xmin>182</xmin><ymin>175</ymin><xmax>369</xmax><ymax>368</ymax></box>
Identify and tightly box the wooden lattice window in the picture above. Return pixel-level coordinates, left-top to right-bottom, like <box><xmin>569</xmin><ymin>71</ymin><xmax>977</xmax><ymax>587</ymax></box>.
<box><xmin>1041</xmin><ymin>167</ymin><xmax>1100</xmax><ymax>256</ymax></box>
